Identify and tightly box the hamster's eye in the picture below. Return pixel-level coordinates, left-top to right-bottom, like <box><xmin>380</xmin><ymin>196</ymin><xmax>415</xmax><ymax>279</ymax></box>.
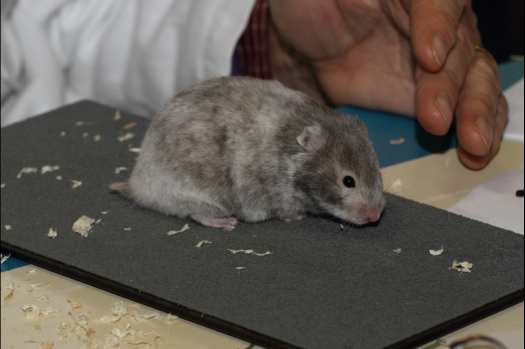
<box><xmin>343</xmin><ymin>176</ymin><xmax>356</xmax><ymax>188</ymax></box>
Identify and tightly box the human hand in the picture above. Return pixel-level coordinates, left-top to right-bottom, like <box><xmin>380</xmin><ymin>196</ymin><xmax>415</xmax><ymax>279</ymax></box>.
<box><xmin>269</xmin><ymin>0</ymin><xmax>508</xmax><ymax>169</ymax></box>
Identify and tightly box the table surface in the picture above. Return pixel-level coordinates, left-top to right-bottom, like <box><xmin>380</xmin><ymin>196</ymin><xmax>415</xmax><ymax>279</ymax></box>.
<box><xmin>2</xmin><ymin>61</ymin><xmax>523</xmax><ymax>349</ymax></box>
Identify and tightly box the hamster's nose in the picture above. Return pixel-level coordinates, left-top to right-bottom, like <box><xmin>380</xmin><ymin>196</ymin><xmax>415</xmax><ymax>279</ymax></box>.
<box><xmin>365</xmin><ymin>211</ymin><xmax>381</xmax><ymax>223</ymax></box>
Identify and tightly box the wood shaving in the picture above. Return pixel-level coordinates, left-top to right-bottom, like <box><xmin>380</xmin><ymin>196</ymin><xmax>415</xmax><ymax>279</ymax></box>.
<box><xmin>101</xmin><ymin>211</ymin><xmax>109</xmax><ymax>214</ymax></box>
<box><xmin>235</xmin><ymin>267</ymin><xmax>246</xmax><ymax>270</ymax></box>
<box><xmin>1</xmin><ymin>253</ymin><xmax>11</xmax><ymax>264</ymax></box>
<box><xmin>60</xmin><ymin>131</ymin><xmax>66</xmax><ymax>136</ymax></box>
<box><xmin>132</xmin><ymin>311</ymin><xmax>160</xmax><ymax>321</ymax></box>
<box><xmin>70</xmin><ymin>180</ymin><xmax>82</xmax><ymax>188</ymax></box>
<box><xmin>21</xmin><ymin>304</ymin><xmax>41</xmax><ymax>319</ymax></box>
<box><xmin>430</xmin><ymin>247</ymin><xmax>444</xmax><ymax>256</ymax></box>
<box><xmin>94</xmin><ymin>134</ymin><xmax>101</xmax><ymax>142</ymax></box>
<box><xmin>1</xmin><ymin>183</ymin><xmax>5</xmax><ymax>188</ymax></box>
<box><xmin>24</xmin><ymin>339</ymin><xmax>54</xmax><ymax>349</ymax></box>
<box><xmin>253</xmin><ymin>251</ymin><xmax>273</xmax><ymax>257</ymax></box>
<box><xmin>123</xmin><ymin>227</ymin><xmax>131</xmax><ymax>231</ymax></box>
<box><xmin>72</xmin><ymin>215</ymin><xmax>95</xmax><ymax>237</ymax></box>
<box><xmin>227</xmin><ymin>249</ymin><xmax>272</xmax><ymax>256</ymax></box>
<box><xmin>33</xmin><ymin>295</ymin><xmax>49</xmax><ymax>302</ymax></box>
<box><xmin>115</xmin><ymin>167</ymin><xmax>129</xmax><ymax>174</ymax></box>
<box><xmin>111</xmin><ymin>323</ymin><xmax>135</xmax><ymax>338</ymax></box>
<box><xmin>4</xmin><ymin>289</ymin><xmax>14</xmax><ymax>301</ymax></box>
<box><xmin>126</xmin><ymin>338</ymin><xmax>163</xmax><ymax>347</ymax></box>
<box><xmin>4</xmin><ymin>283</ymin><xmax>16</xmax><ymax>301</ymax></box>
<box><xmin>75</xmin><ymin>121</ymin><xmax>86</xmax><ymax>126</ymax></box>
<box><xmin>99</xmin><ymin>315</ymin><xmax>124</xmax><ymax>323</ymax></box>
<box><xmin>56</xmin><ymin>176</ymin><xmax>62</xmax><ymax>180</ymax></box>
<box><xmin>129</xmin><ymin>147</ymin><xmax>141</xmax><ymax>153</ymax></box>
<box><xmin>223</xmin><ymin>225</ymin><xmax>236</xmax><ymax>231</ymax></box>
<box><xmin>47</xmin><ymin>228</ymin><xmax>57</xmax><ymax>239</ymax></box>
<box><xmin>393</xmin><ymin>248</ymin><xmax>402</xmax><ymax>253</ymax></box>
<box><xmin>124</xmin><ymin>122</ymin><xmax>137</xmax><ymax>130</ymax></box>
<box><xmin>41</xmin><ymin>165</ymin><xmax>60</xmax><ymax>174</ymax></box>
<box><xmin>340</xmin><ymin>224</ymin><xmax>345</xmax><ymax>230</ymax></box>
<box><xmin>195</xmin><ymin>240</ymin><xmax>212</xmax><ymax>248</ymax></box>
<box><xmin>41</xmin><ymin>307</ymin><xmax>59</xmax><ymax>316</ymax></box>
<box><xmin>26</xmin><ymin>283</ymin><xmax>42</xmax><ymax>292</ymax></box>
<box><xmin>451</xmin><ymin>260</ymin><xmax>473</xmax><ymax>273</ymax></box>
<box><xmin>165</xmin><ymin>314</ymin><xmax>178</xmax><ymax>324</ymax></box>
<box><xmin>95</xmin><ymin>219</ymin><xmax>102</xmax><ymax>224</ymax></box>
<box><xmin>390</xmin><ymin>178</ymin><xmax>402</xmax><ymax>190</ymax></box>
<box><xmin>5</xmin><ymin>225</ymin><xmax>12</xmax><ymax>230</ymax></box>
<box><xmin>17</xmin><ymin>167</ymin><xmax>38</xmax><ymax>178</ymax></box>
<box><xmin>114</xmin><ymin>110</ymin><xmax>122</xmax><ymax>121</ymax></box>
<box><xmin>390</xmin><ymin>138</ymin><xmax>406</xmax><ymax>145</ymax></box>
<box><xmin>111</xmin><ymin>301</ymin><xmax>128</xmax><ymax>317</ymax></box>
<box><xmin>82</xmin><ymin>132</ymin><xmax>89</xmax><ymax>138</ymax></box>
<box><xmin>118</xmin><ymin>133</ymin><xmax>135</xmax><ymax>142</ymax></box>
<box><xmin>167</xmin><ymin>223</ymin><xmax>190</xmax><ymax>236</ymax></box>
<box><xmin>227</xmin><ymin>249</ymin><xmax>253</xmax><ymax>254</ymax></box>
<box><xmin>67</xmin><ymin>298</ymin><xmax>83</xmax><ymax>309</ymax></box>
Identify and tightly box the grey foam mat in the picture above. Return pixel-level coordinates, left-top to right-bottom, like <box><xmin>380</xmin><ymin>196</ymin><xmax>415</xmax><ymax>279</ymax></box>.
<box><xmin>1</xmin><ymin>101</ymin><xmax>523</xmax><ymax>349</ymax></box>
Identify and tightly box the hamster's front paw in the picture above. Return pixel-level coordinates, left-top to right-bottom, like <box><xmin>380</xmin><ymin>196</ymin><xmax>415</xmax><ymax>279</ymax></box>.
<box><xmin>191</xmin><ymin>216</ymin><xmax>239</xmax><ymax>230</ymax></box>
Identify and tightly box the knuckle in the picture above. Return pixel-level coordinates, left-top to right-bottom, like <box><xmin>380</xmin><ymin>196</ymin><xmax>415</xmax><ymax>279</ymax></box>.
<box><xmin>474</xmin><ymin>57</ymin><xmax>499</xmax><ymax>82</ymax></box>
<box><xmin>443</xmin><ymin>67</ymin><xmax>463</xmax><ymax>89</ymax></box>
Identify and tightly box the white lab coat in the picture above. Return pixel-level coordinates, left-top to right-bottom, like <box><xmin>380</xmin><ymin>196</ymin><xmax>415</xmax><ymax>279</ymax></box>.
<box><xmin>0</xmin><ymin>0</ymin><xmax>256</xmax><ymax>127</ymax></box>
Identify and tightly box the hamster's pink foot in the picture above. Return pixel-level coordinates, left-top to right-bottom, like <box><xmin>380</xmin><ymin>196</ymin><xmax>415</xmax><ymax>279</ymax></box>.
<box><xmin>192</xmin><ymin>216</ymin><xmax>239</xmax><ymax>230</ymax></box>
<box><xmin>281</xmin><ymin>214</ymin><xmax>307</xmax><ymax>223</ymax></box>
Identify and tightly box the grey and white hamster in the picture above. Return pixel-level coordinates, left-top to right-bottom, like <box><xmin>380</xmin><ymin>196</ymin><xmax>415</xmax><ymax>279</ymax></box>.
<box><xmin>111</xmin><ymin>77</ymin><xmax>385</xmax><ymax>229</ymax></box>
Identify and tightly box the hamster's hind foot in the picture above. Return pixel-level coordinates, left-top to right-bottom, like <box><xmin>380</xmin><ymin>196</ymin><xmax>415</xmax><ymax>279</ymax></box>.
<box><xmin>191</xmin><ymin>216</ymin><xmax>239</xmax><ymax>230</ymax></box>
<box><xmin>281</xmin><ymin>214</ymin><xmax>307</xmax><ymax>222</ymax></box>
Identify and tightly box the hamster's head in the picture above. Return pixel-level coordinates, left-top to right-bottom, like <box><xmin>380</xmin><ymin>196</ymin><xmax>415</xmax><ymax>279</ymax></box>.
<box><xmin>295</xmin><ymin>117</ymin><xmax>385</xmax><ymax>225</ymax></box>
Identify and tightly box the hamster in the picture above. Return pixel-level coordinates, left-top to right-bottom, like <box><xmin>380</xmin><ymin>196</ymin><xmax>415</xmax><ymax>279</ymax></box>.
<box><xmin>110</xmin><ymin>77</ymin><xmax>385</xmax><ymax>229</ymax></box>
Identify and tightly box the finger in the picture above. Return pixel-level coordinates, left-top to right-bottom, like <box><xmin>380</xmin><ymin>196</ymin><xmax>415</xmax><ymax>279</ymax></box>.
<box><xmin>455</xmin><ymin>48</ymin><xmax>501</xmax><ymax>158</ymax></box>
<box><xmin>415</xmin><ymin>21</ymin><xmax>476</xmax><ymax>135</ymax></box>
<box><xmin>457</xmin><ymin>94</ymin><xmax>508</xmax><ymax>169</ymax></box>
<box><xmin>409</xmin><ymin>0</ymin><xmax>467</xmax><ymax>72</ymax></box>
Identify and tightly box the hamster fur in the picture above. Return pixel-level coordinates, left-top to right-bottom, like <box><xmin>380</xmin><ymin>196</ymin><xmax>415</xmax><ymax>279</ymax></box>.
<box><xmin>111</xmin><ymin>77</ymin><xmax>385</xmax><ymax>229</ymax></box>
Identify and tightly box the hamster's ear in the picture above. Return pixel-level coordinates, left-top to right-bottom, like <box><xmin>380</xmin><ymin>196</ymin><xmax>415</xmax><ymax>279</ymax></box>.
<box><xmin>297</xmin><ymin>125</ymin><xmax>323</xmax><ymax>152</ymax></box>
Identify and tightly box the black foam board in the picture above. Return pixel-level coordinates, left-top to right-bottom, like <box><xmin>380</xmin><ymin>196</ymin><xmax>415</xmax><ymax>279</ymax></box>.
<box><xmin>1</xmin><ymin>101</ymin><xmax>523</xmax><ymax>349</ymax></box>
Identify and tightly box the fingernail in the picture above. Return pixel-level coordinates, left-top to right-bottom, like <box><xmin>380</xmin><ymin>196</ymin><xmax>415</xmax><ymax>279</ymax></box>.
<box><xmin>435</xmin><ymin>93</ymin><xmax>453</xmax><ymax>130</ymax></box>
<box><xmin>475</xmin><ymin>117</ymin><xmax>493</xmax><ymax>150</ymax></box>
<box><xmin>432</xmin><ymin>33</ymin><xmax>448</xmax><ymax>67</ymax></box>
